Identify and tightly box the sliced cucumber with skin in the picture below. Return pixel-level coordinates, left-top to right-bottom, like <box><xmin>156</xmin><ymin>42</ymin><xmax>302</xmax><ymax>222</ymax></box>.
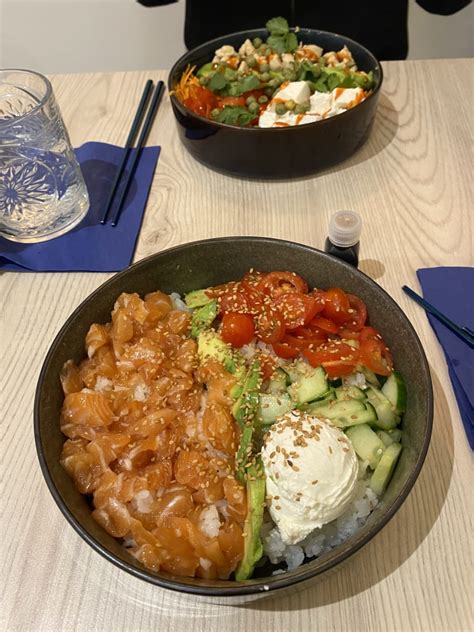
<box><xmin>311</xmin><ymin>399</ymin><xmax>377</xmax><ymax>428</ymax></box>
<box><xmin>366</xmin><ymin>386</ymin><xmax>400</xmax><ymax>430</ymax></box>
<box><xmin>303</xmin><ymin>389</ymin><xmax>336</xmax><ymax>412</ymax></box>
<box><xmin>387</xmin><ymin>428</ymin><xmax>403</xmax><ymax>443</ymax></box>
<box><xmin>267</xmin><ymin>368</ymin><xmax>289</xmax><ymax>394</ymax></box>
<box><xmin>346</xmin><ymin>423</ymin><xmax>386</xmax><ymax>469</ymax></box>
<box><xmin>335</xmin><ymin>385</ymin><xmax>366</xmax><ymax>401</ymax></box>
<box><xmin>288</xmin><ymin>366</ymin><xmax>328</xmax><ymax>405</ymax></box>
<box><xmin>359</xmin><ymin>366</ymin><xmax>381</xmax><ymax>388</ymax></box>
<box><xmin>257</xmin><ymin>393</ymin><xmax>293</xmax><ymax>425</ymax></box>
<box><xmin>370</xmin><ymin>442</ymin><xmax>402</xmax><ymax>496</ymax></box>
<box><xmin>382</xmin><ymin>371</ymin><xmax>407</xmax><ymax>415</ymax></box>
<box><xmin>376</xmin><ymin>430</ymin><xmax>395</xmax><ymax>447</ymax></box>
<box><xmin>281</xmin><ymin>363</ymin><xmax>301</xmax><ymax>384</ymax></box>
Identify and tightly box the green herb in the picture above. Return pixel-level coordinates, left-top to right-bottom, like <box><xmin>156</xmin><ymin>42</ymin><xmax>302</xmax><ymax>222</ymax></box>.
<box><xmin>208</xmin><ymin>71</ymin><xmax>228</xmax><ymax>91</ymax></box>
<box><xmin>214</xmin><ymin>106</ymin><xmax>256</xmax><ymax>127</ymax></box>
<box><xmin>265</xmin><ymin>16</ymin><xmax>298</xmax><ymax>54</ymax></box>
<box><xmin>265</xmin><ymin>16</ymin><xmax>289</xmax><ymax>36</ymax></box>
<box><xmin>297</xmin><ymin>59</ymin><xmax>322</xmax><ymax>82</ymax></box>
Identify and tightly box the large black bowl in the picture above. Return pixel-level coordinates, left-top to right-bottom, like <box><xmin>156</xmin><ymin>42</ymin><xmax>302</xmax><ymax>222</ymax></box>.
<box><xmin>34</xmin><ymin>237</ymin><xmax>432</xmax><ymax>600</ymax></box>
<box><xmin>168</xmin><ymin>29</ymin><xmax>383</xmax><ymax>178</ymax></box>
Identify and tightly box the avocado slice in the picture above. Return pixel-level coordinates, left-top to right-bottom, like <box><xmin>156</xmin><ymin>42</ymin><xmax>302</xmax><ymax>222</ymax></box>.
<box><xmin>184</xmin><ymin>288</ymin><xmax>212</xmax><ymax>309</ymax></box>
<box><xmin>197</xmin><ymin>329</ymin><xmax>238</xmax><ymax>373</ymax></box>
<box><xmin>233</xmin><ymin>360</ymin><xmax>262</xmax><ymax>482</ymax></box>
<box><xmin>234</xmin><ymin>458</ymin><xmax>266</xmax><ymax>581</ymax></box>
<box><xmin>190</xmin><ymin>300</ymin><xmax>217</xmax><ymax>339</ymax></box>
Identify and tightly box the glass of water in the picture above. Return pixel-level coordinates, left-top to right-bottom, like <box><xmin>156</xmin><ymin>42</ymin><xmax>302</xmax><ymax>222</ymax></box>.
<box><xmin>0</xmin><ymin>69</ymin><xmax>89</xmax><ymax>242</ymax></box>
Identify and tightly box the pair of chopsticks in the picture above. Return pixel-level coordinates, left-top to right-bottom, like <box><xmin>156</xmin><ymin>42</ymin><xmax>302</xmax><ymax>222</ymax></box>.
<box><xmin>402</xmin><ymin>285</ymin><xmax>474</xmax><ymax>348</ymax></box>
<box><xmin>100</xmin><ymin>79</ymin><xmax>164</xmax><ymax>227</ymax></box>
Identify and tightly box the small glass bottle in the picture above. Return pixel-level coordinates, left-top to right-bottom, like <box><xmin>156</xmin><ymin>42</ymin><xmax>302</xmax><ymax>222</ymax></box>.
<box><xmin>324</xmin><ymin>210</ymin><xmax>362</xmax><ymax>268</ymax></box>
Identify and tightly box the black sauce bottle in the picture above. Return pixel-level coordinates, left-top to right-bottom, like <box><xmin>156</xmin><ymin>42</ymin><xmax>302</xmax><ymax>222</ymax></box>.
<box><xmin>324</xmin><ymin>210</ymin><xmax>362</xmax><ymax>268</ymax></box>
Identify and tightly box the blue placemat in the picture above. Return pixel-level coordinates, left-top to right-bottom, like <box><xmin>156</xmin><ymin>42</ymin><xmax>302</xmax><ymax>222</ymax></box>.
<box><xmin>0</xmin><ymin>141</ymin><xmax>160</xmax><ymax>272</ymax></box>
<box><xmin>417</xmin><ymin>267</ymin><xmax>474</xmax><ymax>449</ymax></box>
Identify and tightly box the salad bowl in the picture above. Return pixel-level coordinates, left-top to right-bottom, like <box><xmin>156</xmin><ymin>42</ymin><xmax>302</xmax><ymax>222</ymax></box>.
<box><xmin>34</xmin><ymin>237</ymin><xmax>432</xmax><ymax>601</ymax></box>
<box><xmin>168</xmin><ymin>28</ymin><xmax>383</xmax><ymax>179</ymax></box>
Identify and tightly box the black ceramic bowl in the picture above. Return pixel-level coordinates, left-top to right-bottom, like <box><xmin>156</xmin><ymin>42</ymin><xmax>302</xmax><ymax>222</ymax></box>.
<box><xmin>168</xmin><ymin>29</ymin><xmax>383</xmax><ymax>178</ymax></box>
<box><xmin>34</xmin><ymin>237</ymin><xmax>432</xmax><ymax>600</ymax></box>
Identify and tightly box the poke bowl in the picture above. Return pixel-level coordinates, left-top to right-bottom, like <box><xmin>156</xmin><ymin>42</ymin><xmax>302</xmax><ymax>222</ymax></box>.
<box><xmin>34</xmin><ymin>237</ymin><xmax>432</xmax><ymax>600</ymax></box>
<box><xmin>168</xmin><ymin>17</ymin><xmax>383</xmax><ymax>178</ymax></box>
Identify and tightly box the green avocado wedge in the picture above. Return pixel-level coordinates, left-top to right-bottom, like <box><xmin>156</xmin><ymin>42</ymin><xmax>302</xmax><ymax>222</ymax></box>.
<box><xmin>235</xmin><ymin>458</ymin><xmax>266</xmax><ymax>581</ymax></box>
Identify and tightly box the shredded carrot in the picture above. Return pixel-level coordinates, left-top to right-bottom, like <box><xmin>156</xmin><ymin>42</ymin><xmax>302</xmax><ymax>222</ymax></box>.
<box><xmin>172</xmin><ymin>64</ymin><xmax>199</xmax><ymax>102</ymax></box>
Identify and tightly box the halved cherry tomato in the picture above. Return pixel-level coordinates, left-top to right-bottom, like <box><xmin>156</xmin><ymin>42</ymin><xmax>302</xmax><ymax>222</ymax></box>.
<box><xmin>184</xmin><ymin>85</ymin><xmax>218</xmax><ymax>118</ymax></box>
<box><xmin>205</xmin><ymin>281</ymin><xmax>238</xmax><ymax>299</ymax></box>
<box><xmin>218</xmin><ymin>286</ymin><xmax>251</xmax><ymax>314</ymax></box>
<box><xmin>257</xmin><ymin>271</ymin><xmax>308</xmax><ymax>298</ymax></box>
<box><xmin>303</xmin><ymin>342</ymin><xmax>358</xmax><ymax>378</ymax></box>
<box><xmin>272</xmin><ymin>341</ymin><xmax>300</xmax><ymax>359</ymax></box>
<box><xmin>359</xmin><ymin>326</ymin><xmax>382</xmax><ymax>342</ymax></box>
<box><xmin>258</xmin><ymin>353</ymin><xmax>277</xmax><ymax>380</ymax></box>
<box><xmin>220</xmin><ymin>313</ymin><xmax>255</xmax><ymax>348</ymax></box>
<box><xmin>358</xmin><ymin>338</ymin><xmax>393</xmax><ymax>376</ymax></box>
<box><xmin>344</xmin><ymin>294</ymin><xmax>368</xmax><ymax>331</ymax></box>
<box><xmin>309</xmin><ymin>316</ymin><xmax>339</xmax><ymax>334</ymax></box>
<box><xmin>291</xmin><ymin>326</ymin><xmax>327</xmax><ymax>342</ymax></box>
<box><xmin>274</xmin><ymin>294</ymin><xmax>321</xmax><ymax>330</ymax></box>
<box><xmin>308</xmin><ymin>289</ymin><xmax>327</xmax><ymax>313</ymax></box>
<box><xmin>255</xmin><ymin>307</ymin><xmax>286</xmax><ymax>344</ymax></box>
<box><xmin>321</xmin><ymin>288</ymin><xmax>352</xmax><ymax>325</ymax></box>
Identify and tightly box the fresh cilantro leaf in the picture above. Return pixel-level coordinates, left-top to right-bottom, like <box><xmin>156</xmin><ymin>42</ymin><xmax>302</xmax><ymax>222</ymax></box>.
<box><xmin>267</xmin><ymin>34</ymin><xmax>286</xmax><ymax>54</ymax></box>
<box><xmin>285</xmin><ymin>32</ymin><xmax>298</xmax><ymax>52</ymax></box>
<box><xmin>313</xmin><ymin>76</ymin><xmax>329</xmax><ymax>93</ymax></box>
<box><xmin>266</xmin><ymin>16</ymin><xmax>289</xmax><ymax>36</ymax></box>
<box><xmin>208</xmin><ymin>72</ymin><xmax>228</xmax><ymax>91</ymax></box>
<box><xmin>239</xmin><ymin>73</ymin><xmax>261</xmax><ymax>92</ymax></box>
<box><xmin>214</xmin><ymin>106</ymin><xmax>256</xmax><ymax>127</ymax></box>
<box><xmin>327</xmin><ymin>73</ymin><xmax>343</xmax><ymax>91</ymax></box>
<box><xmin>297</xmin><ymin>59</ymin><xmax>322</xmax><ymax>82</ymax></box>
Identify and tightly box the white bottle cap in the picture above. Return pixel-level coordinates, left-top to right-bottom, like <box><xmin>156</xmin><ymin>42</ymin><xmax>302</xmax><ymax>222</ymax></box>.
<box><xmin>328</xmin><ymin>211</ymin><xmax>362</xmax><ymax>248</ymax></box>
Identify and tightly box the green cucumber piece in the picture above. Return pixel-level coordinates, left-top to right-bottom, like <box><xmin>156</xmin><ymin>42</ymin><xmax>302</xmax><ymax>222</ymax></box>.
<box><xmin>376</xmin><ymin>430</ymin><xmax>394</xmax><ymax>447</ymax></box>
<box><xmin>335</xmin><ymin>385</ymin><xmax>366</xmax><ymax>401</ymax></box>
<box><xmin>288</xmin><ymin>366</ymin><xmax>328</xmax><ymax>405</ymax></box>
<box><xmin>282</xmin><ymin>363</ymin><xmax>302</xmax><ymax>384</ymax></box>
<box><xmin>332</xmin><ymin>402</ymin><xmax>378</xmax><ymax>428</ymax></box>
<box><xmin>304</xmin><ymin>389</ymin><xmax>336</xmax><ymax>412</ymax></box>
<box><xmin>387</xmin><ymin>428</ymin><xmax>403</xmax><ymax>443</ymax></box>
<box><xmin>366</xmin><ymin>386</ymin><xmax>400</xmax><ymax>430</ymax></box>
<box><xmin>370</xmin><ymin>442</ymin><xmax>402</xmax><ymax>496</ymax></box>
<box><xmin>359</xmin><ymin>366</ymin><xmax>381</xmax><ymax>388</ymax></box>
<box><xmin>257</xmin><ymin>393</ymin><xmax>293</xmax><ymax>425</ymax></box>
<box><xmin>267</xmin><ymin>368</ymin><xmax>289</xmax><ymax>394</ymax></box>
<box><xmin>311</xmin><ymin>399</ymin><xmax>377</xmax><ymax>428</ymax></box>
<box><xmin>382</xmin><ymin>371</ymin><xmax>407</xmax><ymax>415</ymax></box>
<box><xmin>346</xmin><ymin>423</ymin><xmax>386</xmax><ymax>469</ymax></box>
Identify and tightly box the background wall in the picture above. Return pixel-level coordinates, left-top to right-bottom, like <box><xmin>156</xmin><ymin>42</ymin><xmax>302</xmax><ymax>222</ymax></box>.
<box><xmin>0</xmin><ymin>0</ymin><xmax>473</xmax><ymax>73</ymax></box>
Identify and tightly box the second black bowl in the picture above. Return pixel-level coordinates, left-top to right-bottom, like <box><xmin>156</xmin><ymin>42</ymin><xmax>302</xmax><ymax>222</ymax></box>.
<box><xmin>168</xmin><ymin>28</ymin><xmax>383</xmax><ymax>179</ymax></box>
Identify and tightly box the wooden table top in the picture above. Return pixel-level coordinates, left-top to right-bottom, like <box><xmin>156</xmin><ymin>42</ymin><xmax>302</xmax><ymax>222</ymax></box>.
<box><xmin>2</xmin><ymin>59</ymin><xmax>472</xmax><ymax>632</ymax></box>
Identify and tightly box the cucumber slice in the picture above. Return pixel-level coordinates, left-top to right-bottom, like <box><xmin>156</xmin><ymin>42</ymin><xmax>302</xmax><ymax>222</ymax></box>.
<box><xmin>370</xmin><ymin>442</ymin><xmax>402</xmax><ymax>496</ymax></box>
<box><xmin>257</xmin><ymin>393</ymin><xmax>293</xmax><ymax>425</ymax></box>
<box><xmin>366</xmin><ymin>386</ymin><xmax>400</xmax><ymax>430</ymax></box>
<box><xmin>359</xmin><ymin>366</ymin><xmax>381</xmax><ymax>388</ymax></box>
<box><xmin>267</xmin><ymin>368</ymin><xmax>289</xmax><ymax>394</ymax></box>
<box><xmin>346</xmin><ymin>424</ymin><xmax>386</xmax><ymax>469</ymax></box>
<box><xmin>288</xmin><ymin>366</ymin><xmax>328</xmax><ymax>405</ymax></box>
<box><xmin>311</xmin><ymin>399</ymin><xmax>377</xmax><ymax>428</ymax></box>
<box><xmin>382</xmin><ymin>371</ymin><xmax>407</xmax><ymax>415</ymax></box>
<box><xmin>376</xmin><ymin>430</ymin><xmax>394</xmax><ymax>447</ymax></box>
<box><xmin>332</xmin><ymin>402</ymin><xmax>378</xmax><ymax>428</ymax></box>
<box><xmin>387</xmin><ymin>428</ymin><xmax>403</xmax><ymax>443</ymax></box>
<box><xmin>335</xmin><ymin>385</ymin><xmax>366</xmax><ymax>401</ymax></box>
<box><xmin>281</xmin><ymin>363</ymin><xmax>302</xmax><ymax>384</ymax></box>
<box><xmin>304</xmin><ymin>390</ymin><xmax>336</xmax><ymax>412</ymax></box>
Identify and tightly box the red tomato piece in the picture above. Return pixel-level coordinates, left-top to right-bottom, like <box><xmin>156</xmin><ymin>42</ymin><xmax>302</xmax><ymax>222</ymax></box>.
<box><xmin>272</xmin><ymin>341</ymin><xmax>300</xmax><ymax>359</ymax></box>
<box><xmin>274</xmin><ymin>294</ymin><xmax>321</xmax><ymax>330</ymax></box>
<box><xmin>321</xmin><ymin>361</ymin><xmax>358</xmax><ymax>378</ymax></box>
<box><xmin>309</xmin><ymin>316</ymin><xmax>339</xmax><ymax>334</ymax></box>
<box><xmin>255</xmin><ymin>307</ymin><xmax>286</xmax><ymax>344</ymax></box>
<box><xmin>359</xmin><ymin>326</ymin><xmax>382</xmax><ymax>342</ymax></box>
<box><xmin>308</xmin><ymin>289</ymin><xmax>327</xmax><ymax>313</ymax></box>
<box><xmin>218</xmin><ymin>96</ymin><xmax>246</xmax><ymax>107</ymax></box>
<box><xmin>241</xmin><ymin>270</ymin><xmax>266</xmax><ymax>292</ymax></box>
<box><xmin>257</xmin><ymin>271</ymin><xmax>308</xmax><ymax>298</ymax></box>
<box><xmin>218</xmin><ymin>286</ymin><xmax>251</xmax><ymax>315</ymax></box>
<box><xmin>321</xmin><ymin>288</ymin><xmax>352</xmax><ymax>325</ymax></box>
<box><xmin>358</xmin><ymin>338</ymin><xmax>393</xmax><ymax>376</ymax></box>
<box><xmin>344</xmin><ymin>294</ymin><xmax>368</xmax><ymax>331</ymax></box>
<box><xmin>220</xmin><ymin>313</ymin><xmax>255</xmax><ymax>348</ymax></box>
<box><xmin>303</xmin><ymin>342</ymin><xmax>358</xmax><ymax>378</ymax></box>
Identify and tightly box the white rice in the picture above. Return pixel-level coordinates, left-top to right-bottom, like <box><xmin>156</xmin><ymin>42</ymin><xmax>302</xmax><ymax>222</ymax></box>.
<box><xmin>198</xmin><ymin>505</ymin><xmax>221</xmax><ymax>538</ymax></box>
<box><xmin>169</xmin><ymin>292</ymin><xmax>191</xmax><ymax>312</ymax></box>
<box><xmin>262</xmin><ymin>472</ymin><xmax>379</xmax><ymax>572</ymax></box>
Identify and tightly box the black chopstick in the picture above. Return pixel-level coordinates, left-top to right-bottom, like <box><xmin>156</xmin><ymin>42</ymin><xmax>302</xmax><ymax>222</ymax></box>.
<box><xmin>110</xmin><ymin>80</ymin><xmax>165</xmax><ymax>227</ymax></box>
<box><xmin>402</xmin><ymin>285</ymin><xmax>474</xmax><ymax>348</ymax></box>
<box><xmin>100</xmin><ymin>79</ymin><xmax>154</xmax><ymax>225</ymax></box>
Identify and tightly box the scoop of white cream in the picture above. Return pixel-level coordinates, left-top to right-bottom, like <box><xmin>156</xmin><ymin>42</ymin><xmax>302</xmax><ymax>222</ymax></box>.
<box><xmin>261</xmin><ymin>411</ymin><xmax>358</xmax><ymax>544</ymax></box>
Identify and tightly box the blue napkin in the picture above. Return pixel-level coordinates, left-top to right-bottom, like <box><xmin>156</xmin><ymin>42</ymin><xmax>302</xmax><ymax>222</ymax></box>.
<box><xmin>0</xmin><ymin>142</ymin><xmax>160</xmax><ymax>272</ymax></box>
<box><xmin>417</xmin><ymin>267</ymin><xmax>474</xmax><ymax>449</ymax></box>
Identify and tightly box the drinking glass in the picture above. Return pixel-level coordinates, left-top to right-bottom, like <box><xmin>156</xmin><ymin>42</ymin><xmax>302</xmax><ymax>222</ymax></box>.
<box><xmin>0</xmin><ymin>69</ymin><xmax>89</xmax><ymax>242</ymax></box>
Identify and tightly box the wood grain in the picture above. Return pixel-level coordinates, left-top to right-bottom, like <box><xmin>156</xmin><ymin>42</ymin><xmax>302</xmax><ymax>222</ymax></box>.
<box><xmin>1</xmin><ymin>60</ymin><xmax>472</xmax><ymax>632</ymax></box>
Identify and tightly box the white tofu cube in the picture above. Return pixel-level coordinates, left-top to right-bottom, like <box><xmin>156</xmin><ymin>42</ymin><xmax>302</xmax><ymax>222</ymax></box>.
<box><xmin>296</xmin><ymin>114</ymin><xmax>322</xmax><ymax>125</ymax></box>
<box><xmin>332</xmin><ymin>87</ymin><xmax>363</xmax><ymax>109</ymax></box>
<box><xmin>309</xmin><ymin>92</ymin><xmax>333</xmax><ymax>117</ymax></box>
<box><xmin>258</xmin><ymin>110</ymin><xmax>278</xmax><ymax>128</ymax></box>
<box><xmin>273</xmin><ymin>81</ymin><xmax>310</xmax><ymax>105</ymax></box>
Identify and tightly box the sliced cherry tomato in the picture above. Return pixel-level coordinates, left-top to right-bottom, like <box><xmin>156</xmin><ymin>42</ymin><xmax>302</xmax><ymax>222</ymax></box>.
<box><xmin>308</xmin><ymin>289</ymin><xmax>327</xmax><ymax>313</ymax></box>
<box><xmin>257</xmin><ymin>271</ymin><xmax>308</xmax><ymax>298</ymax></box>
<box><xmin>343</xmin><ymin>294</ymin><xmax>368</xmax><ymax>331</ymax></box>
<box><xmin>291</xmin><ymin>326</ymin><xmax>327</xmax><ymax>342</ymax></box>
<box><xmin>258</xmin><ymin>353</ymin><xmax>277</xmax><ymax>380</ymax></box>
<box><xmin>184</xmin><ymin>85</ymin><xmax>218</xmax><ymax>118</ymax></box>
<box><xmin>358</xmin><ymin>338</ymin><xmax>393</xmax><ymax>376</ymax></box>
<box><xmin>339</xmin><ymin>328</ymin><xmax>361</xmax><ymax>339</ymax></box>
<box><xmin>280</xmin><ymin>333</ymin><xmax>324</xmax><ymax>351</ymax></box>
<box><xmin>321</xmin><ymin>361</ymin><xmax>358</xmax><ymax>378</ymax></box>
<box><xmin>218</xmin><ymin>286</ymin><xmax>251</xmax><ymax>314</ymax></box>
<box><xmin>273</xmin><ymin>294</ymin><xmax>321</xmax><ymax>330</ymax></box>
<box><xmin>220</xmin><ymin>313</ymin><xmax>255</xmax><ymax>348</ymax></box>
<box><xmin>359</xmin><ymin>326</ymin><xmax>382</xmax><ymax>342</ymax></box>
<box><xmin>255</xmin><ymin>307</ymin><xmax>286</xmax><ymax>344</ymax></box>
<box><xmin>303</xmin><ymin>342</ymin><xmax>358</xmax><ymax>378</ymax></box>
<box><xmin>272</xmin><ymin>341</ymin><xmax>300</xmax><ymax>359</ymax></box>
<box><xmin>309</xmin><ymin>316</ymin><xmax>339</xmax><ymax>334</ymax></box>
<box><xmin>321</xmin><ymin>288</ymin><xmax>352</xmax><ymax>325</ymax></box>
<box><xmin>205</xmin><ymin>281</ymin><xmax>238</xmax><ymax>299</ymax></box>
